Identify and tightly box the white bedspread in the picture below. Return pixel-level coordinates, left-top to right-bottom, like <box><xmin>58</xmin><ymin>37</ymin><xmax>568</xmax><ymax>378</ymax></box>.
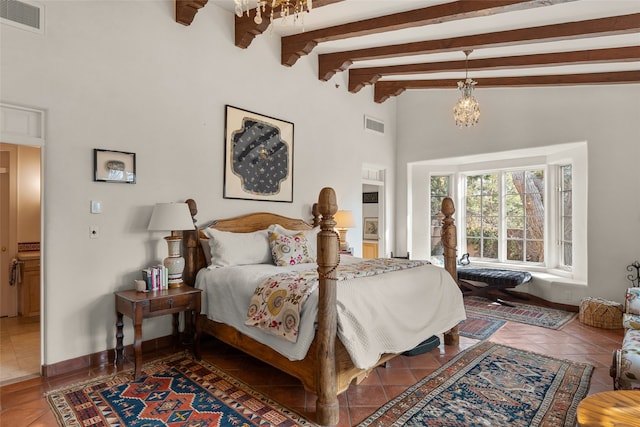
<box><xmin>195</xmin><ymin>256</ymin><xmax>466</xmax><ymax>369</ymax></box>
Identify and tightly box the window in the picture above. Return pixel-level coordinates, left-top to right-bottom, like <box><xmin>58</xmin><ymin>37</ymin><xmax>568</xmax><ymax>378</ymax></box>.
<box><xmin>415</xmin><ymin>142</ymin><xmax>585</xmax><ymax>279</ymax></box>
<box><xmin>465</xmin><ymin>169</ymin><xmax>545</xmax><ymax>264</ymax></box>
<box><xmin>559</xmin><ymin>165</ymin><xmax>572</xmax><ymax>267</ymax></box>
<box><xmin>429</xmin><ymin>164</ymin><xmax>573</xmax><ymax>270</ymax></box>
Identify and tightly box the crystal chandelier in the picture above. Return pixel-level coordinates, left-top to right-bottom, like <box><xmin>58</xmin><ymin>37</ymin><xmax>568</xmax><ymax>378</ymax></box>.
<box><xmin>234</xmin><ymin>0</ymin><xmax>313</xmax><ymax>26</ymax></box>
<box><xmin>453</xmin><ymin>50</ymin><xmax>480</xmax><ymax>128</ymax></box>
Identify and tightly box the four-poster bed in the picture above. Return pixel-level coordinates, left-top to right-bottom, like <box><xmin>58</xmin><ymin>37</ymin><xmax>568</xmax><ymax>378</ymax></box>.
<box><xmin>181</xmin><ymin>187</ymin><xmax>463</xmax><ymax>426</ymax></box>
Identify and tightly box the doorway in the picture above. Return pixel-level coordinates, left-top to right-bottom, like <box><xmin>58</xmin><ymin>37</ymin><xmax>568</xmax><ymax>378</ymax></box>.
<box><xmin>0</xmin><ymin>142</ymin><xmax>42</xmax><ymax>385</ymax></box>
<box><xmin>0</xmin><ymin>103</ymin><xmax>44</xmax><ymax>385</ymax></box>
<box><xmin>362</xmin><ymin>167</ymin><xmax>386</xmax><ymax>258</ymax></box>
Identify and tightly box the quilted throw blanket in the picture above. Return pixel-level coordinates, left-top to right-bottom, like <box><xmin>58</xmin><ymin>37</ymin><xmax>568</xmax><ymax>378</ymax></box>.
<box><xmin>245</xmin><ymin>258</ymin><xmax>431</xmax><ymax>342</ymax></box>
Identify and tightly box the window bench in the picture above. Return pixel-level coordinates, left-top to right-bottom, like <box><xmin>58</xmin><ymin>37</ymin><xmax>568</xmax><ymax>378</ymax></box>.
<box><xmin>458</xmin><ymin>267</ymin><xmax>532</xmax><ymax>306</ymax></box>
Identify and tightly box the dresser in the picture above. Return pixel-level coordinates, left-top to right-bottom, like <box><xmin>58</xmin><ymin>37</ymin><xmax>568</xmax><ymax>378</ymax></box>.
<box><xmin>362</xmin><ymin>242</ymin><xmax>379</xmax><ymax>259</ymax></box>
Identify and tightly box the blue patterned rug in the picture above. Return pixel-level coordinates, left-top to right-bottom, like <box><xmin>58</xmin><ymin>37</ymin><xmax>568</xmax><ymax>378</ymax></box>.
<box><xmin>358</xmin><ymin>341</ymin><xmax>593</xmax><ymax>427</ymax></box>
<box><xmin>459</xmin><ymin>315</ymin><xmax>506</xmax><ymax>340</ymax></box>
<box><xmin>46</xmin><ymin>353</ymin><xmax>316</xmax><ymax>427</ymax></box>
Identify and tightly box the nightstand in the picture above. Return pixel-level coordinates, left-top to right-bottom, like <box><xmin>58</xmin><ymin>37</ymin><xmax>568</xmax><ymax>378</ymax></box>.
<box><xmin>114</xmin><ymin>286</ymin><xmax>202</xmax><ymax>379</ymax></box>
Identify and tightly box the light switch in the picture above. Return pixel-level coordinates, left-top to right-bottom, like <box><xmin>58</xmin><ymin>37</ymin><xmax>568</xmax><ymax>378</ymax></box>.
<box><xmin>91</xmin><ymin>200</ymin><xmax>102</xmax><ymax>214</ymax></box>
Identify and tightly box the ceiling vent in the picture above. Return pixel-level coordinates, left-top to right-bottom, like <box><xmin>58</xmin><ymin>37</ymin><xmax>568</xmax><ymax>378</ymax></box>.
<box><xmin>364</xmin><ymin>115</ymin><xmax>385</xmax><ymax>135</ymax></box>
<box><xmin>1</xmin><ymin>0</ymin><xmax>43</xmax><ymax>33</ymax></box>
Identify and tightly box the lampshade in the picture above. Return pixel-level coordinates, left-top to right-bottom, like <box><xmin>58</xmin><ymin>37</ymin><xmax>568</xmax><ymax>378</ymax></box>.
<box><xmin>334</xmin><ymin>210</ymin><xmax>356</xmax><ymax>229</ymax></box>
<box><xmin>148</xmin><ymin>203</ymin><xmax>195</xmax><ymax>232</ymax></box>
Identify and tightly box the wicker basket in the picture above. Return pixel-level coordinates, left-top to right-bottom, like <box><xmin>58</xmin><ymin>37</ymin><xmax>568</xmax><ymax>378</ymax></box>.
<box><xmin>579</xmin><ymin>297</ymin><xmax>623</xmax><ymax>329</ymax></box>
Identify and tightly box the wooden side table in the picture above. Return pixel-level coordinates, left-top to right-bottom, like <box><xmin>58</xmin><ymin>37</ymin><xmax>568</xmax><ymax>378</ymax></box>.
<box><xmin>576</xmin><ymin>390</ymin><xmax>640</xmax><ymax>426</ymax></box>
<box><xmin>114</xmin><ymin>286</ymin><xmax>202</xmax><ymax>379</ymax></box>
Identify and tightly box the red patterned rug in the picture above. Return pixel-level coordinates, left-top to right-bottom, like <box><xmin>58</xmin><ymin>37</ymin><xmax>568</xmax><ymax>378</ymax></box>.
<box><xmin>357</xmin><ymin>341</ymin><xmax>593</xmax><ymax>427</ymax></box>
<box><xmin>45</xmin><ymin>353</ymin><xmax>316</xmax><ymax>427</ymax></box>
<box><xmin>459</xmin><ymin>315</ymin><xmax>506</xmax><ymax>340</ymax></box>
<box><xmin>465</xmin><ymin>296</ymin><xmax>577</xmax><ymax>329</ymax></box>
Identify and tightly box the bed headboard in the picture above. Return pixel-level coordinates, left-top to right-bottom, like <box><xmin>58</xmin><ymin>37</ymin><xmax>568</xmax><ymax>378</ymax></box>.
<box><xmin>181</xmin><ymin>199</ymin><xmax>320</xmax><ymax>287</ymax></box>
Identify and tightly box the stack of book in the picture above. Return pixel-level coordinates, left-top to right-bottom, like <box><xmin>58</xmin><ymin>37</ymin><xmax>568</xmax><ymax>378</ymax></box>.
<box><xmin>141</xmin><ymin>265</ymin><xmax>168</xmax><ymax>290</ymax></box>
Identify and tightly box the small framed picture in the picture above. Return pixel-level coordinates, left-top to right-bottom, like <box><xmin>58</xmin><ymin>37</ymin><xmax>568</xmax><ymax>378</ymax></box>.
<box><xmin>363</xmin><ymin>192</ymin><xmax>378</xmax><ymax>204</ymax></box>
<box><xmin>363</xmin><ymin>217</ymin><xmax>379</xmax><ymax>240</ymax></box>
<box><xmin>94</xmin><ymin>149</ymin><xmax>136</xmax><ymax>183</ymax></box>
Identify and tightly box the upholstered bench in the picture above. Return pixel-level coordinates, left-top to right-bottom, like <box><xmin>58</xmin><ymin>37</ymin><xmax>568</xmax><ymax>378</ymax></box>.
<box><xmin>458</xmin><ymin>267</ymin><xmax>532</xmax><ymax>306</ymax></box>
<box><xmin>610</xmin><ymin>287</ymin><xmax>640</xmax><ymax>390</ymax></box>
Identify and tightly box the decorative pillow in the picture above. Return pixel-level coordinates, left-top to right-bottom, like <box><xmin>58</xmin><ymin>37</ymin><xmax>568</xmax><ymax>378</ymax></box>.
<box><xmin>268</xmin><ymin>231</ymin><xmax>315</xmax><ymax>266</ymax></box>
<box><xmin>203</xmin><ymin>228</ymin><xmax>271</xmax><ymax>268</ymax></box>
<box><xmin>268</xmin><ymin>224</ymin><xmax>320</xmax><ymax>259</ymax></box>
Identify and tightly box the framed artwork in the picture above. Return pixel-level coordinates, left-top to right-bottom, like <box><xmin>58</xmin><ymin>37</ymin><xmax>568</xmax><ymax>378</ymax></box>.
<box><xmin>362</xmin><ymin>192</ymin><xmax>378</xmax><ymax>203</ymax></box>
<box><xmin>363</xmin><ymin>217</ymin><xmax>379</xmax><ymax>240</ymax></box>
<box><xmin>224</xmin><ymin>105</ymin><xmax>294</xmax><ymax>202</ymax></box>
<box><xmin>93</xmin><ymin>149</ymin><xmax>136</xmax><ymax>183</ymax></box>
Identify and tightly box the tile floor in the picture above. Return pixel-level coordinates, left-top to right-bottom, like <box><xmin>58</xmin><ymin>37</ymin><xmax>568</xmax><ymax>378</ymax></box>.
<box><xmin>0</xmin><ymin>316</ymin><xmax>41</xmax><ymax>386</ymax></box>
<box><xmin>0</xmin><ymin>311</ymin><xmax>624</xmax><ymax>427</ymax></box>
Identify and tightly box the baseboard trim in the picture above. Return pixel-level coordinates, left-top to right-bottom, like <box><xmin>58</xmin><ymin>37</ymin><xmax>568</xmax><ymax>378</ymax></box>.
<box><xmin>42</xmin><ymin>334</ymin><xmax>174</xmax><ymax>378</ymax></box>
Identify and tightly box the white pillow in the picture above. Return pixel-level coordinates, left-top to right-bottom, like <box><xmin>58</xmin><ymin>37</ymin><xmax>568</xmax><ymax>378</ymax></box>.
<box><xmin>268</xmin><ymin>224</ymin><xmax>320</xmax><ymax>258</ymax></box>
<box><xmin>203</xmin><ymin>228</ymin><xmax>272</xmax><ymax>268</ymax></box>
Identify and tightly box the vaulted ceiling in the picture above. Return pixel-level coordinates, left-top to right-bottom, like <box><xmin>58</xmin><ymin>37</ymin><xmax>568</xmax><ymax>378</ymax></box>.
<box><xmin>176</xmin><ymin>0</ymin><xmax>640</xmax><ymax>103</ymax></box>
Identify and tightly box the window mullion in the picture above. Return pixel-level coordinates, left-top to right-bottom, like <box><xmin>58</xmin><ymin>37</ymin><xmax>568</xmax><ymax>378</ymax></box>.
<box><xmin>499</xmin><ymin>171</ymin><xmax>506</xmax><ymax>262</ymax></box>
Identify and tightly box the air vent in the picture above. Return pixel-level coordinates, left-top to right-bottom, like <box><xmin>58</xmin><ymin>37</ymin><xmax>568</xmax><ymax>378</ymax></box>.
<box><xmin>1</xmin><ymin>0</ymin><xmax>43</xmax><ymax>33</ymax></box>
<box><xmin>364</xmin><ymin>115</ymin><xmax>385</xmax><ymax>135</ymax></box>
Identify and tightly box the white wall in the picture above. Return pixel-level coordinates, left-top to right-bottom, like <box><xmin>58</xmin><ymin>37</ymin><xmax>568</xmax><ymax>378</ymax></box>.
<box><xmin>396</xmin><ymin>86</ymin><xmax>640</xmax><ymax>305</ymax></box>
<box><xmin>1</xmin><ymin>1</ymin><xmax>396</xmax><ymax>365</ymax></box>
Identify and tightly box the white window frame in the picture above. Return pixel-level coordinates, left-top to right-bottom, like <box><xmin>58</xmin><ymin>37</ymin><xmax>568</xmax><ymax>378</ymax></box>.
<box><xmin>410</xmin><ymin>142</ymin><xmax>586</xmax><ymax>281</ymax></box>
<box><xmin>459</xmin><ymin>166</ymin><xmax>547</xmax><ymax>266</ymax></box>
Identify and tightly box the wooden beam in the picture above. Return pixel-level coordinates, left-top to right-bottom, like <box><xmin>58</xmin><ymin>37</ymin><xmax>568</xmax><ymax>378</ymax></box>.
<box><xmin>175</xmin><ymin>0</ymin><xmax>208</xmax><ymax>26</ymax></box>
<box><xmin>373</xmin><ymin>70</ymin><xmax>640</xmax><ymax>103</ymax></box>
<box><xmin>320</xmin><ymin>13</ymin><xmax>640</xmax><ymax>81</ymax></box>
<box><xmin>350</xmin><ymin>46</ymin><xmax>640</xmax><ymax>93</ymax></box>
<box><xmin>235</xmin><ymin>0</ymin><xmax>344</xmax><ymax>49</ymax></box>
<box><xmin>282</xmin><ymin>0</ymin><xmax>573</xmax><ymax>66</ymax></box>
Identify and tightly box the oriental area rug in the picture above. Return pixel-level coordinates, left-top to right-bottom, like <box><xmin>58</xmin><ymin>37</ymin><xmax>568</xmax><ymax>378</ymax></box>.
<box><xmin>459</xmin><ymin>315</ymin><xmax>506</xmax><ymax>340</ymax></box>
<box><xmin>45</xmin><ymin>353</ymin><xmax>316</xmax><ymax>427</ymax></box>
<box><xmin>464</xmin><ymin>296</ymin><xmax>577</xmax><ymax>330</ymax></box>
<box><xmin>357</xmin><ymin>341</ymin><xmax>593</xmax><ymax>427</ymax></box>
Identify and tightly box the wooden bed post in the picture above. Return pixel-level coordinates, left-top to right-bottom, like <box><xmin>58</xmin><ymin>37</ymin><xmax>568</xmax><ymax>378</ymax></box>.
<box><xmin>182</xmin><ymin>199</ymin><xmax>199</xmax><ymax>287</ymax></box>
<box><xmin>315</xmin><ymin>188</ymin><xmax>339</xmax><ymax>426</ymax></box>
<box><xmin>441</xmin><ymin>196</ymin><xmax>459</xmax><ymax>345</ymax></box>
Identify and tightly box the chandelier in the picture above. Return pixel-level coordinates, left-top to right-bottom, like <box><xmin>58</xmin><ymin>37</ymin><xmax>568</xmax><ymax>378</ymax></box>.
<box><xmin>234</xmin><ymin>0</ymin><xmax>313</xmax><ymax>26</ymax></box>
<box><xmin>453</xmin><ymin>50</ymin><xmax>480</xmax><ymax>128</ymax></box>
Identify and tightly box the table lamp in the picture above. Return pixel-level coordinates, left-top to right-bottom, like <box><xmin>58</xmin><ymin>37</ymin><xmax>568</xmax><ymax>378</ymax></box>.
<box><xmin>334</xmin><ymin>210</ymin><xmax>356</xmax><ymax>252</ymax></box>
<box><xmin>148</xmin><ymin>202</ymin><xmax>195</xmax><ymax>288</ymax></box>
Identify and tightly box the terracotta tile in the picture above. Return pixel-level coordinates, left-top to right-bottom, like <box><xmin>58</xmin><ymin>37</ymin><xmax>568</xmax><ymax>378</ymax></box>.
<box><xmin>347</xmin><ymin>406</ymin><xmax>379</xmax><ymax>425</ymax></box>
<box><xmin>375</xmin><ymin>367</ymin><xmax>417</xmax><ymax>385</ymax></box>
<box><xmin>0</xmin><ymin>407</ymin><xmax>49</xmax><ymax>427</ymax></box>
<box><xmin>345</xmin><ymin>384</ymin><xmax>388</xmax><ymax>407</ymax></box>
<box><xmin>25</xmin><ymin>410</ymin><xmax>59</xmax><ymax>427</ymax></box>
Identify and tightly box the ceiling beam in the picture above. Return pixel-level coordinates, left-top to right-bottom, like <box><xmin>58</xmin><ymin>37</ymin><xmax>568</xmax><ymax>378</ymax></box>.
<box><xmin>235</xmin><ymin>0</ymin><xmax>344</xmax><ymax>49</ymax></box>
<box><xmin>281</xmin><ymin>0</ymin><xmax>573</xmax><ymax>67</ymax></box>
<box><xmin>350</xmin><ymin>46</ymin><xmax>640</xmax><ymax>93</ymax></box>
<box><xmin>373</xmin><ymin>70</ymin><xmax>640</xmax><ymax>103</ymax></box>
<box><xmin>319</xmin><ymin>13</ymin><xmax>640</xmax><ymax>81</ymax></box>
<box><xmin>175</xmin><ymin>0</ymin><xmax>208</xmax><ymax>26</ymax></box>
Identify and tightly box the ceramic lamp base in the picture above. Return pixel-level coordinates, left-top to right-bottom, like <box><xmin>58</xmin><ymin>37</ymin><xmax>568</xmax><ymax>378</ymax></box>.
<box><xmin>337</xmin><ymin>228</ymin><xmax>349</xmax><ymax>251</ymax></box>
<box><xmin>164</xmin><ymin>236</ymin><xmax>185</xmax><ymax>287</ymax></box>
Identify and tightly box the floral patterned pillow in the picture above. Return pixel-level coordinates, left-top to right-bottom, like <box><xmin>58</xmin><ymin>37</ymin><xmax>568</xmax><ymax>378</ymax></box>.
<box><xmin>268</xmin><ymin>231</ymin><xmax>315</xmax><ymax>266</ymax></box>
